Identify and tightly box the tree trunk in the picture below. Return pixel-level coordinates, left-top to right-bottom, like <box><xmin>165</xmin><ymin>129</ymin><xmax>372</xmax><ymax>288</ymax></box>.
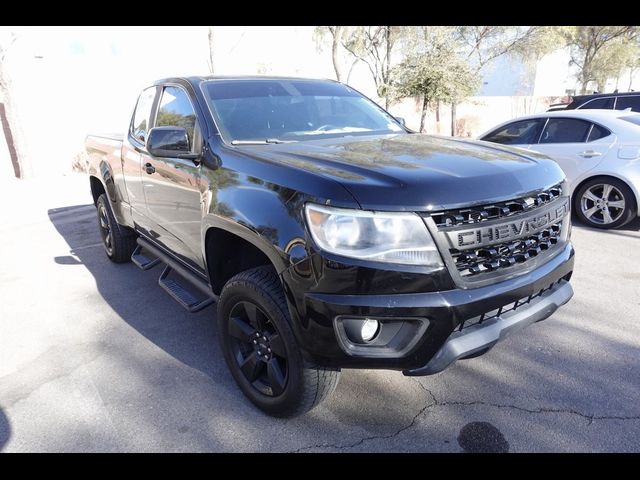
<box><xmin>419</xmin><ymin>96</ymin><xmax>428</xmax><ymax>133</ymax></box>
<box><xmin>384</xmin><ymin>26</ymin><xmax>392</xmax><ymax>110</ymax></box>
<box><xmin>629</xmin><ymin>68</ymin><xmax>637</xmax><ymax>91</ymax></box>
<box><xmin>346</xmin><ymin>58</ymin><xmax>359</xmax><ymax>84</ymax></box>
<box><xmin>450</xmin><ymin>102</ymin><xmax>457</xmax><ymax>137</ymax></box>
<box><xmin>331</xmin><ymin>26</ymin><xmax>343</xmax><ymax>82</ymax></box>
<box><xmin>435</xmin><ymin>101</ymin><xmax>441</xmax><ymax>134</ymax></box>
<box><xmin>207</xmin><ymin>27</ymin><xmax>215</xmax><ymax>74</ymax></box>
<box><xmin>0</xmin><ymin>70</ymin><xmax>30</xmax><ymax>178</ymax></box>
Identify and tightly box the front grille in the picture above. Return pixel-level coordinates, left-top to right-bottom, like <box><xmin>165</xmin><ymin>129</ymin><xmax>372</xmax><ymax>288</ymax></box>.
<box><xmin>427</xmin><ymin>184</ymin><xmax>568</xmax><ymax>282</ymax></box>
<box><xmin>451</xmin><ymin>223</ymin><xmax>562</xmax><ymax>277</ymax></box>
<box><xmin>457</xmin><ymin>277</ymin><xmax>568</xmax><ymax>332</ymax></box>
<box><xmin>430</xmin><ymin>184</ymin><xmax>563</xmax><ymax>228</ymax></box>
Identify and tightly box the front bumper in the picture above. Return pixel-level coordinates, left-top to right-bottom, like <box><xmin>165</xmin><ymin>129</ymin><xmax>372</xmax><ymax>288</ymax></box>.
<box><xmin>403</xmin><ymin>279</ymin><xmax>573</xmax><ymax>375</ymax></box>
<box><xmin>287</xmin><ymin>243</ymin><xmax>574</xmax><ymax>372</ymax></box>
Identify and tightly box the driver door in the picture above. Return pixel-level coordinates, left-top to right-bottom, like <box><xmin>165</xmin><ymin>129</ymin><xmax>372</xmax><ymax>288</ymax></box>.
<box><xmin>141</xmin><ymin>85</ymin><xmax>204</xmax><ymax>269</ymax></box>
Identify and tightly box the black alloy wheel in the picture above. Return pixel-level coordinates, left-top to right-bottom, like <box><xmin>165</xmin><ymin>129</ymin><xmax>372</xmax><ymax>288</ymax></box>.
<box><xmin>227</xmin><ymin>300</ymin><xmax>288</xmax><ymax>397</ymax></box>
<box><xmin>217</xmin><ymin>266</ymin><xmax>340</xmax><ymax>417</ymax></box>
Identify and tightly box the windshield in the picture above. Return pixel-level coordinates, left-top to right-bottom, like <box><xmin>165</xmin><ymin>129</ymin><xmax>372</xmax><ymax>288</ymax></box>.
<box><xmin>202</xmin><ymin>79</ymin><xmax>405</xmax><ymax>143</ymax></box>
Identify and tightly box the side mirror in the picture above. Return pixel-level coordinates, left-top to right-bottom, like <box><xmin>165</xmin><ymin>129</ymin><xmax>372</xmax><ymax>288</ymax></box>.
<box><xmin>146</xmin><ymin>127</ymin><xmax>198</xmax><ymax>160</ymax></box>
<box><xmin>395</xmin><ymin>116</ymin><xmax>406</xmax><ymax>127</ymax></box>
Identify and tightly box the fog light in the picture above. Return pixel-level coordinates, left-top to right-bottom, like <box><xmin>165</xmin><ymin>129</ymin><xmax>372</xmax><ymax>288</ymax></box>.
<box><xmin>360</xmin><ymin>318</ymin><xmax>380</xmax><ymax>342</ymax></box>
<box><xmin>341</xmin><ymin>317</ymin><xmax>381</xmax><ymax>344</ymax></box>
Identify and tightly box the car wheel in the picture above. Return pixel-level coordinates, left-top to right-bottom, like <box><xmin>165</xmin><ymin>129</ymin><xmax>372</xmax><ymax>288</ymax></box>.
<box><xmin>217</xmin><ymin>266</ymin><xmax>340</xmax><ymax>417</ymax></box>
<box><xmin>96</xmin><ymin>194</ymin><xmax>137</xmax><ymax>262</ymax></box>
<box><xmin>574</xmin><ymin>178</ymin><xmax>637</xmax><ymax>229</ymax></box>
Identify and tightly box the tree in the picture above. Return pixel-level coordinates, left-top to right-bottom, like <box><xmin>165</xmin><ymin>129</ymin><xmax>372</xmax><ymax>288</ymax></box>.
<box><xmin>455</xmin><ymin>26</ymin><xmax>566</xmax><ymax>71</ymax></box>
<box><xmin>313</xmin><ymin>26</ymin><xmax>345</xmax><ymax>82</ymax></box>
<box><xmin>562</xmin><ymin>26</ymin><xmax>639</xmax><ymax>93</ymax></box>
<box><xmin>342</xmin><ymin>26</ymin><xmax>403</xmax><ymax>109</ymax></box>
<box><xmin>450</xmin><ymin>26</ymin><xmax>566</xmax><ymax>135</ymax></box>
<box><xmin>390</xmin><ymin>34</ymin><xmax>479</xmax><ymax>133</ymax></box>
<box><xmin>626</xmin><ymin>47</ymin><xmax>640</xmax><ymax>91</ymax></box>
<box><xmin>0</xmin><ymin>32</ymin><xmax>30</xmax><ymax>179</ymax></box>
<box><xmin>314</xmin><ymin>26</ymin><xmax>366</xmax><ymax>84</ymax></box>
<box><xmin>207</xmin><ymin>27</ymin><xmax>215</xmax><ymax>74</ymax></box>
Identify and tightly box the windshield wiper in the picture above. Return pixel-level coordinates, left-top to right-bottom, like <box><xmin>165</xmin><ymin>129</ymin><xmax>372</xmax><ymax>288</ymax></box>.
<box><xmin>230</xmin><ymin>138</ymin><xmax>296</xmax><ymax>145</ymax></box>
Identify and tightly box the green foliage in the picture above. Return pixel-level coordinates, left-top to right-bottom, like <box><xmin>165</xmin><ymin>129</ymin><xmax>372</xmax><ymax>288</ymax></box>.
<box><xmin>341</xmin><ymin>26</ymin><xmax>406</xmax><ymax>106</ymax></box>
<box><xmin>455</xmin><ymin>26</ymin><xmax>568</xmax><ymax>70</ymax></box>
<box><xmin>389</xmin><ymin>28</ymin><xmax>480</xmax><ymax>132</ymax></box>
<box><xmin>391</xmin><ymin>47</ymin><xmax>478</xmax><ymax>105</ymax></box>
<box><xmin>562</xmin><ymin>26</ymin><xmax>640</xmax><ymax>92</ymax></box>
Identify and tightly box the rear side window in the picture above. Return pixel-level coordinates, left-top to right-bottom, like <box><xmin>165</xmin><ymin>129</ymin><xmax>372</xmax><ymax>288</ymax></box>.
<box><xmin>130</xmin><ymin>87</ymin><xmax>156</xmax><ymax>144</ymax></box>
<box><xmin>578</xmin><ymin>97</ymin><xmax>615</xmax><ymax>110</ymax></box>
<box><xmin>156</xmin><ymin>86</ymin><xmax>197</xmax><ymax>147</ymax></box>
<box><xmin>587</xmin><ymin>124</ymin><xmax>611</xmax><ymax>142</ymax></box>
<box><xmin>540</xmin><ymin>118</ymin><xmax>591</xmax><ymax>143</ymax></box>
<box><xmin>481</xmin><ymin>119</ymin><xmax>543</xmax><ymax>145</ymax></box>
<box><xmin>615</xmin><ymin>95</ymin><xmax>640</xmax><ymax>112</ymax></box>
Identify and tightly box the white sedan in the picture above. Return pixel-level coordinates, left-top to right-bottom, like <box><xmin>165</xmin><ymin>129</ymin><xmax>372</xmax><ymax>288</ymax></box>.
<box><xmin>478</xmin><ymin>109</ymin><xmax>640</xmax><ymax>229</ymax></box>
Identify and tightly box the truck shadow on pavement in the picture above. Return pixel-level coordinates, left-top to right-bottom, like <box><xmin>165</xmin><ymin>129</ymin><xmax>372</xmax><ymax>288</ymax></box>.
<box><xmin>47</xmin><ymin>204</ymin><xmax>429</xmax><ymax>450</ymax></box>
<box><xmin>47</xmin><ymin>204</ymin><xmax>640</xmax><ymax>452</ymax></box>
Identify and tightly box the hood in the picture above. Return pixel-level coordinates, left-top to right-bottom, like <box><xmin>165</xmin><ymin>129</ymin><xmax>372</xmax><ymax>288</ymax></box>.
<box><xmin>235</xmin><ymin>133</ymin><xmax>566</xmax><ymax>211</ymax></box>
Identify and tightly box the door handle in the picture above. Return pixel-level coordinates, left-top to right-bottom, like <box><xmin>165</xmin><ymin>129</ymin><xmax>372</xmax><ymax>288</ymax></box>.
<box><xmin>144</xmin><ymin>163</ymin><xmax>155</xmax><ymax>174</ymax></box>
<box><xmin>578</xmin><ymin>150</ymin><xmax>602</xmax><ymax>158</ymax></box>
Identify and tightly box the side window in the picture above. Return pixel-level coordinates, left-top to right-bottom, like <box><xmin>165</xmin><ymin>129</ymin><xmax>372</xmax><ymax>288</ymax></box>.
<box><xmin>130</xmin><ymin>87</ymin><xmax>156</xmax><ymax>143</ymax></box>
<box><xmin>615</xmin><ymin>96</ymin><xmax>640</xmax><ymax>112</ymax></box>
<box><xmin>481</xmin><ymin>119</ymin><xmax>543</xmax><ymax>145</ymax></box>
<box><xmin>587</xmin><ymin>123</ymin><xmax>611</xmax><ymax>142</ymax></box>
<box><xmin>156</xmin><ymin>86</ymin><xmax>197</xmax><ymax>149</ymax></box>
<box><xmin>539</xmin><ymin>118</ymin><xmax>591</xmax><ymax>144</ymax></box>
<box><xmin>578</xmin><ymin>97</ymin><xmax>614</xmax><ymax>110</ymax></box>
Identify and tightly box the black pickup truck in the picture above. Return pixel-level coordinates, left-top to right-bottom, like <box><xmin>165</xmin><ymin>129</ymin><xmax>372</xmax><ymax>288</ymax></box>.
<box><xmin>86</xmin><ymin>76</ymin><xmax>575</xmax><ymax>417</ymax></box>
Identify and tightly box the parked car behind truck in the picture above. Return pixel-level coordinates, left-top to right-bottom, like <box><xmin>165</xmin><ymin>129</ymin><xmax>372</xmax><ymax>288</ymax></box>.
<box><xmin>86</xmin><ymin>76</ymin><xmax>575</xmax><ymax>417</ymax></box>
<box><xmin>479</xmin><ymin>109</ymin><xmax>640</xmax><ymax>229</ymax></box>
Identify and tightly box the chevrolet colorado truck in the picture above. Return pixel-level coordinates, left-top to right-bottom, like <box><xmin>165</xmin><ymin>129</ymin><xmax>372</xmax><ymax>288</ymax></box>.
<box><xmin>86</xmin><ymin>76</ymin><xmax>575</xmax><ymax>417</ymax></box>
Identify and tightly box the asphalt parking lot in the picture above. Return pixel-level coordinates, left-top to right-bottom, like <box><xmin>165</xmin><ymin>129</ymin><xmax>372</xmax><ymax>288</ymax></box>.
<box><xmin>1</xmin><ymin>173</ymin><xmax>639</xmax><ymax>452</ymax></box>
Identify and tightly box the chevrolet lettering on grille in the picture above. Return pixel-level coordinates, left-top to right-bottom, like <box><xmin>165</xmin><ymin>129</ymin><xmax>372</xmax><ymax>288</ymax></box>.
<box><xmin>443</xmin><ymin>198</ymin><xmax>569</xmax><ymax>250</ymax></box>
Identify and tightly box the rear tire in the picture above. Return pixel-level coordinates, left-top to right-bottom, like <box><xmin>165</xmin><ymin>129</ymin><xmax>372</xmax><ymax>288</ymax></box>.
<box><xmin>574</xmin><ymin>177</ymin><xmax>637</xmax><ymax>229</ymax></box>
<box><xmin>96</xmin><ymin>193</ymin><xmax>137</xmax><ymax>263</ymax></box>
<box><xmin>217</xmin><ymin>266</ymin><xmax>340</xmax><ymax>417</ymax></box>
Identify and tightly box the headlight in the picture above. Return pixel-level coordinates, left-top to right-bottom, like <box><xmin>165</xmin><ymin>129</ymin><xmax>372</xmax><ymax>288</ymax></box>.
<box><xmin>304</xmin><ymin>204</ymin><xmax>443</xmax><ymax>267</ymax></box>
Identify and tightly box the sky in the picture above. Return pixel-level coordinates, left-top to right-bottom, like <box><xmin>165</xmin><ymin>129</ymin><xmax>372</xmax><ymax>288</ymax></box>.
<box><xmin>3</xmin><ymin>26</ymin><xmax>367</xmax><ymax>175</ymax></box>
<box><xmin>3</xmin><ymin>26</ymin><xmax>638</xmax><ymax>177</ymax></box>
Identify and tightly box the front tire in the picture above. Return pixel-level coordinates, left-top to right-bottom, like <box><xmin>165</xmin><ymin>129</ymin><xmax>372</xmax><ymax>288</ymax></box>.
<box><xmin>574</xmin><ymin>177</ymin><xmax>637</xmax><ymax>229</ymax></box>
<box><xmin>96</xmin><ymin>194</ymin><xmax>137</xmax><ymax>263</ymax></box>
<box><xmin>217</xmin><ymin>266</ymin><xmax>340</xmax><ymax>417</ymax></box>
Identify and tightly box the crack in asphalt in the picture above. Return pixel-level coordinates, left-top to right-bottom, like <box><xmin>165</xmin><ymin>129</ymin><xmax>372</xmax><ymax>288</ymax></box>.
<box><xmin>291</xmin><ymin>396</ymin><xmax>436</xmax><ymax>453</ymax></box>
<box><xmin>412</xmin><ymin>379</ymin><xmax>640</xmax><ymax>426</ymax></box>
<box><xmin>291</xmin><ymin>379</ymin><xmax>640</xmax><ymax>452</ymax></box>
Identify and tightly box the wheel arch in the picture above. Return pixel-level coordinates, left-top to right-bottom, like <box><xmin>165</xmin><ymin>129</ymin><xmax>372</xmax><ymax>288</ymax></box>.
<box><xmin>203</xmin><ymin>221</ymin><xmax>288</xmax><ymax>295</ymax></box>
<box><xmin>89</xmin><ymin>175</ymin><xmax>106</xmax><ymax>205</ymax></box>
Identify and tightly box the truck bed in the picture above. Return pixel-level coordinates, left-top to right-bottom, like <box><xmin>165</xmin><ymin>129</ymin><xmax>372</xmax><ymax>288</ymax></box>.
<box><xmin>85</xmin><ymin>133</ymin><xmax>124</xmax><ymax>169</ymax></box>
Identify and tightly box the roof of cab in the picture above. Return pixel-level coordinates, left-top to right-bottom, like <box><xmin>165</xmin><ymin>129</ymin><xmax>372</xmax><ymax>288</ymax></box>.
<box><xmin>154</xmin><ymin>75</ymin><xmax>339</xmax><ymax>87</ymax></box>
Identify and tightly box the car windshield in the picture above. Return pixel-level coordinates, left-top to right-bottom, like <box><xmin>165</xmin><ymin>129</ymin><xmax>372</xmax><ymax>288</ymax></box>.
<box><xmin>202</xmin><ymin>79</ymin><xmax>405</xmax><ymax>144</ymax></box>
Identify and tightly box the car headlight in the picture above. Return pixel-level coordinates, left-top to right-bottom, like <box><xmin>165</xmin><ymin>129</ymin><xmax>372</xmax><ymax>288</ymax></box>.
<box><xmin>304</xmin><ymin>203</ymin><xmax>443</xmax><ymax>267</ymax></box>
